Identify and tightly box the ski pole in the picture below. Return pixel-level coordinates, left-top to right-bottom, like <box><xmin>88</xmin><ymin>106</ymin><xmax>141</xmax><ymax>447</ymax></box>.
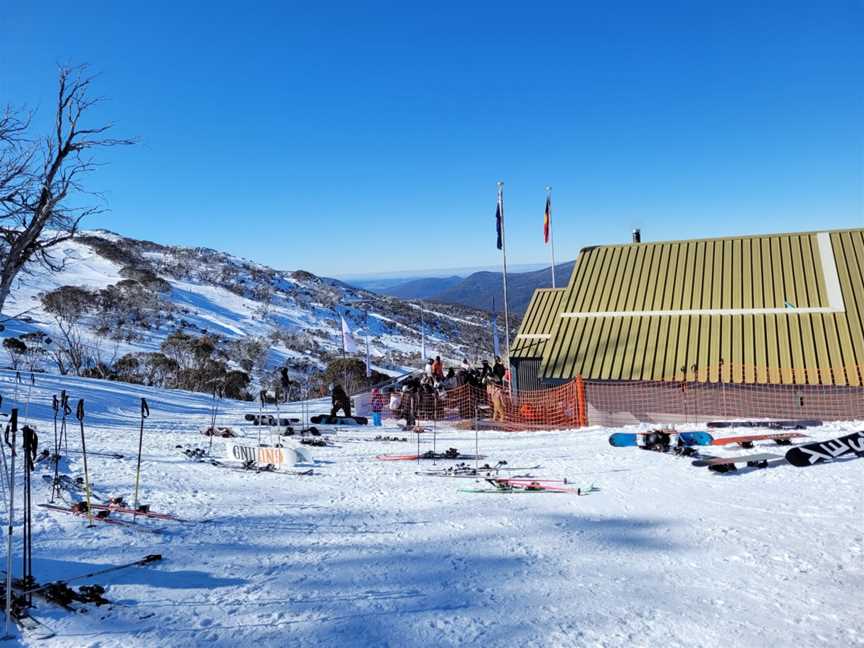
<box><xmin>3</xmin><ymin>409</ymin><xmax>17</xmax><ymax>639</ymax></box>
<box><xmin>474</xmin><ymin>400</ymin><xmax>479</xmax><ymax>473</ymax></box>
<box><xmin>51</xmin><ymin>392</ymin><xmax>71</xmax><ymax>503</ymax></box>
<box><xmin>76</xmin><ymin>400</ymin><xmax>94</xmax><ymax>527</ymax></box>
<box><xmin>52</xmin><ymin>394</ymin><xmax>59</xmax><ymax>461</ymax></box>
<box><xmin>61</xmin><ymin>391</ymin><xmax>70</xmax><ymax>456</ymax></box>
<box><xmin>207</xmin><ymin>388</ymin><xmax>217</xmax><ymax>456</ymax></box>
<box><xmin>0</xmin><ymin>394</ymin><xmax>7</xmax><ymax>501</ymax></box>
<box><xmin>20</xmin><ymin>554</ymin><xmax>163</xmax><ymax>596</ymax></box>
<box><xmin>22</xmin><ymin>373</ymin><xmax>34</xmax><ymax>423</ymax></box>
<box><xmin>22</xmin><ymin>425</ymin><xmax>36</xmax><ymax>602</ymax></box>
<box><xmin>132</xmin><ymin>398</ymin><xmax>149</xmax><ymax>515</ymax></box>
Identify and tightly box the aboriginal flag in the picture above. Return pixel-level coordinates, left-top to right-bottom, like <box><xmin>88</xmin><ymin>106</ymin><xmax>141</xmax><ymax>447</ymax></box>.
<box><xmin>544</xmin><ymin>195</ymin><xmax>551</xmax><ymax>244</ymax></box>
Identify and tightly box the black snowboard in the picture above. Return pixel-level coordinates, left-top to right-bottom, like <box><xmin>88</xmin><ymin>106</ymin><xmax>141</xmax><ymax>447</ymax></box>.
<box><xmin>707</xmin><ymin>419</ymin><xmax>822</xmax><ymax>430</ymax></box>
<box><xmin>244</xmin><ymin>414</ymin><xmax>300</xmax><ymax>426</ymax></box>
<box><xmin>784</xmin><ymin>431</ymin><xmax>864</xmax><ymax>467</ymax></box>
<box><xmin>309</xmin><ymin>415</ymin><xmax>368</xmax><ymax>426</ymax></box>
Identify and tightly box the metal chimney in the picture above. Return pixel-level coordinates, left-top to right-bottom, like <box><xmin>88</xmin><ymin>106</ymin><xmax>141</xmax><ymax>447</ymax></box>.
<box><xmin>632</xmin><ymin>228</ymin><xmax>641</xmax><ymax>243</ymax></box>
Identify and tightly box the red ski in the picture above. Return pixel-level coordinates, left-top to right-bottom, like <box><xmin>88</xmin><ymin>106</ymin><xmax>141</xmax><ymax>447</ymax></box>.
<box><xmin>38</xmin><ymin>503</ymin><xmax>162</xmax><ymax>532</ymax></box>
<box><xmin>89</xmin><ymin>502</ymin><xmax>186</xmax><ymax>522</ymax></box>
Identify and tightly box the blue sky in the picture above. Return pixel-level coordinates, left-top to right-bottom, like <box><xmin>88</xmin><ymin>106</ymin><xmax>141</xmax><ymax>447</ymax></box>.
<box><xmin>2</xmin><ymin>2</ymin><xmax>861</xmax><ymax>276</ymax></box>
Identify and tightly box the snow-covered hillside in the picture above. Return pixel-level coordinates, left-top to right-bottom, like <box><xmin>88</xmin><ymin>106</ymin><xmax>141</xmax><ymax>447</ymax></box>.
<box><xmin>1</xmin><ymin>230</ymin><xmax>499</xmax><ymax>389</ymax></box>
<box><xmin>0</xmin><ymin>369</ymin><xmax>861</xmax><ymax>646</ymax></box>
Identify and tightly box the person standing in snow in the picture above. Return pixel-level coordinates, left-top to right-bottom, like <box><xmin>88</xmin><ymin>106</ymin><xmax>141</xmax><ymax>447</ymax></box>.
<box><xmin>492</xmin><ymin>357</ymin><xmax>506</xmax><ymax>382</ymax></box>
<box><xmin>330</xmin><ymin>383</ymin><xmax>352</xmax><ymax>417</ymax></box>
<box><xmin>280</xmin><ymin>367</ymin><xmax>293</xmax><ymax>402</ymax></box>
<box><xmin>370</xmin><ymin>387</ymin><xmax>384</xmax><ymax>426</ymax></box>
<box><xmin>432</xmin><ymin>356</ymin><xmax>444</xmax><ymax>381</ymax></box>
<box><xmin>400</xmin><ymin>384</ymin><xmax>417</xmax><ymax>428</ymax></box>
<box><xmin>442</xmin><ymin>367</ymin><xmax>457</xmax><ymax>390</ymax></box>
<box><xmin>486</xmin><ymin>379</ymin><xmax>505</xmax><ymax>423</ymax></box>
<box><xmin>388</xmin><ymin>388</ymin><xmax>402</xmax><ymax>417</ymax></box>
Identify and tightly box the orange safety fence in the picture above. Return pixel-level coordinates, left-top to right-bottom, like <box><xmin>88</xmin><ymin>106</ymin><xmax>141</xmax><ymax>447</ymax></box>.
<box><xmin>583</xmin><ymin>364</ymin><xmax>864</xmax><ymax>427</ymax></box>
<box><xmin>380</xmin><ymin>380</ymin><xmax>588</xmax><ymax>431</ymax></box>
<box><xmin>370</xmin><ymin>363</ymin><xmax>864</xmax><ymax>431</ymax></box>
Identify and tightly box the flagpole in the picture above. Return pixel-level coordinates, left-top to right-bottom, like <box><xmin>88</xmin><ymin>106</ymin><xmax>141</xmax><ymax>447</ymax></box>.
<box><xmin>365</xmin><ymin>310</ymin><xmax>371</xmax><ymax>379</ymax></box>
<box><xmin>497</xmin><ymin>181</ymin><xmax>511</xmax><ymax>371</ymax></box>
<box><xmin>420</xmin><ymin>301</ymin><xmax>426</xmax><ymax>361</ymax></box>
<box><xmin>546</xmin><ymin>185</ymin><xmax>557</xmax><ymax>289</ymax></box>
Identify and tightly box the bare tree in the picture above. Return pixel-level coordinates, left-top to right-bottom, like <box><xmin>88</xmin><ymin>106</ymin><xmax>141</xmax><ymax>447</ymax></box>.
<box><xmin>41</xmin><ymin>285</ymin><xmax>92</xmax><ymax>375</ymax></box>
<box><xmin>0</xmin><ymin>65</ymin><xmax>134</xmax><ymax>315</ymax></box>
<box><xmin>88</xmin><ymin>337</ymin><xmax>121</xmax><ymax>379</ymax></box>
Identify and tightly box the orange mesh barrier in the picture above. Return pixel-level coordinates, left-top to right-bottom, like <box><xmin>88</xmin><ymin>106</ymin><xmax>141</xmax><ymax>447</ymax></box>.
<box><xmin>388</xmin><ymin>380</ymin><xmax>586</xmax><ymax>431</ymax></box>
<box><xmin>378</xmin><ymin>364</ymin><xmax>864</xmax><ymax>431</ymax></box>
<box><xmin>584</xmin><ymin>364</ymin><xmax>864</xmax><ymax>427</ymax></box>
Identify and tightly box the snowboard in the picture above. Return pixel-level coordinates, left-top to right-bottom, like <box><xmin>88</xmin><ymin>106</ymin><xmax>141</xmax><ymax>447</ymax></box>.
<box><xmin>245</xmin><ymin>414</ymin><xmax>300</xmax><ymax>426</ymax></box>
<box><xmin>309</xmin><ymin>414</ymin><xmax>368</xmax><ymax>426</ymax></box>
<box><xmin>691</xmin><ymin>452</ymin><xmax>782</xmax><ymax>468</ymax></box>
<box><xmin>224</xmin><ymin>441</ymin><xmax>311</xmax><ymax>466</ymax></box>
<box><xmin>784</xmin><ymin>431</ymin><xmax>864</xmax><ymax>467</ymax></box>
<box><xmin>707</xmin><ymin>419</ymin><xmax>822</xmax><ymax>430</ymax></box>
<box><xmin>711</xmin><ymin>432</ymin><xmax>806</xmax><ymax>447</ymax></box>
<box><xmin>608</xmin><ymin>431</ymin><xmax>713</xmax><ymax>447</ymax></box>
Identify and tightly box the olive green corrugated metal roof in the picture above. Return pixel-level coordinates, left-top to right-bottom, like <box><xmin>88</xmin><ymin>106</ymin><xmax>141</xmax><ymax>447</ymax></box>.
<box><xmin>539</xmin><ymin>228</ymin><xmax>864</xmax><ymax>385</ymax></box>
<box><xmin>510</xmin><ymin>288</ymin><xmax>565</xmax><ymax>359</ymax></box>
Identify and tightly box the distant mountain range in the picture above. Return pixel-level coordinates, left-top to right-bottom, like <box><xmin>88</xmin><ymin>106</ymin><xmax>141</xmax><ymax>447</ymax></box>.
<box><xmin>362</xmin><ymin>261</ymin><xmax>576</xmax><ymax>315</ymax></box>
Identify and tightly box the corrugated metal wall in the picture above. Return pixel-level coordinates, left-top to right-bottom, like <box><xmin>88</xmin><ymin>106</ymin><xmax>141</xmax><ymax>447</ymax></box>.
<box><xmin>510</xmin><ymin>288</ymin><xmax>565</xmax><ymax>360</ymax></box>
<box><xmin>513</xmin><ymin>358</ymin><xmax>543</xmax><ymax>392</ymax></box>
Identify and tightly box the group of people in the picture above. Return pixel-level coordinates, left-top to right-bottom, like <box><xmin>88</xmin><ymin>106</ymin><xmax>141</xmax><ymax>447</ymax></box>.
<box><xmin>383</xmin><ymin>356</ymin><xmax>510</xmax><ymax>427</ymax></box>
<box><xmin>328</xmin><ymin>356</ymin><xmax>511</xmax><ymax>428</ymax></box>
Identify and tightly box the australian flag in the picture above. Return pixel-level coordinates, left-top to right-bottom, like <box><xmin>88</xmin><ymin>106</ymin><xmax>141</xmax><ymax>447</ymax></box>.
<box><xmin>495</xmin><ymin>201</ymin><xmax>503</xmax><ymax>250</ymax></box>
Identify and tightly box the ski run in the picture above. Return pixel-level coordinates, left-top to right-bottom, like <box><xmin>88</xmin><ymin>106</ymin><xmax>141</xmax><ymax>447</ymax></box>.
<box><xmin>0</xmin><ymin>369</ymin><xmax>860</xmax><ymax>647</ymax></box>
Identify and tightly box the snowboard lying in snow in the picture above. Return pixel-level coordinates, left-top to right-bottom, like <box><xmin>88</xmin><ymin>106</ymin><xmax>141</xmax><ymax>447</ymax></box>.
<box><xmin>309</xmin><ymin>414</ymin><xmax>368</xmax><ymax>426</ymax></box>
<box><xmin>245</xmin><ymin>414</ymin><xmax>300</xmax><ymax>426</ymax></box>
<box><xmin>692</xmin><ymin>453</ymin><xmax>783</xmax><ymax>472</ymax></box>
<box><xmin>707</xmin><ymin>419</ymin><xmax>822</xmax><ymax>430</ymax></box>
<box><xmin>711</xmin><ymin>432</ymin><xmax>806</xmax><ymax>447</ymax></box>
<box><xmin>784</xmin><ymin>431</ymin><xmax>864</xmax><ymax>467</ymax></box>
<box><xmin>225</xmin><ymin>441</ymin><xmax>311</xmax><ymax>466</ymax></box>
<box><xmin>609</xmin><ymin>431</ymin><xmax>713</xmax><ymax>447</ymax></box>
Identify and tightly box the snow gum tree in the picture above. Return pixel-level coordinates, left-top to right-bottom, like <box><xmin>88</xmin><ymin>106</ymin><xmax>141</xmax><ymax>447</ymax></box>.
<box><xmin>0</xmin><ymin>65</ymin><xmax>133</xmax><ymax>317</ymax></box>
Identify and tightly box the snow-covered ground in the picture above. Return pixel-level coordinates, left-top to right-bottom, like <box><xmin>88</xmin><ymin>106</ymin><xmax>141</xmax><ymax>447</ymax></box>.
<box><xmin>2</xmin><ymin>232</ymin><xmax>488</xmax><ymax>381</ymax></box>
<box><xmin>0</xmin><ymin>369</ymin><xmax>861</xmax><ymax>647</ymax></box>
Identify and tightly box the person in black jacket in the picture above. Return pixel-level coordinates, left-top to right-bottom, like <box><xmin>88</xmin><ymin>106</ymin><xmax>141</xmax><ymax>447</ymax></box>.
<box><xmin>330</xmin><ymin>383</ymin><xmax>351</xmax><ymax>417</ymax></box>
<box><xmin>280</xmin><ymin>367</ymin><xmax>293</xmax><ymax>402</ymax></box>
<box><xmin>492</xmin><ymin>357</ymin><xmax>506</xmax><ymax>381</ymax></box>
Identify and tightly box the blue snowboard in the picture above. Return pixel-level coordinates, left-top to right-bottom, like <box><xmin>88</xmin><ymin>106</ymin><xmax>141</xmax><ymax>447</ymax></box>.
<box><xmin>679</xmin><ymin>431</ymin><xmax>714</xmax><ymax>446</ymax></box>
<box><xmin>608</xmin><ymin>431</ymin><xmax>713</xmax><ymax>447</ymax></box>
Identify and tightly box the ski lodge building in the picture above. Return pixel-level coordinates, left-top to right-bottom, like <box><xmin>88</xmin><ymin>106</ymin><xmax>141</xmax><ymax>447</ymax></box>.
<box><xmin>511</xmin><ymin>228</ymin><xmax>864</xmax><ymax>425</ymax></box>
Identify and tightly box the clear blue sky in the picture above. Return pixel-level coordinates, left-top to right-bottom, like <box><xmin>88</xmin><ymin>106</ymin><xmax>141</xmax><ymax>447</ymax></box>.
<box><xmin>2</xmin><ymin>2</ymin><xmax>862</xmax><ymax>276</ymax></box>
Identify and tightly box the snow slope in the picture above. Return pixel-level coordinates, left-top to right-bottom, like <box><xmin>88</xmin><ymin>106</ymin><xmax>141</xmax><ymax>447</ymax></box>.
<box><xmin>2</xmin><ymin>231</ymin><xmax>499</xmax><ymax>381</ymax></box>
<box><xmin>0</xmin><ymin>369</ymin><xmax>861</xmax><ymax>647</ymax></box>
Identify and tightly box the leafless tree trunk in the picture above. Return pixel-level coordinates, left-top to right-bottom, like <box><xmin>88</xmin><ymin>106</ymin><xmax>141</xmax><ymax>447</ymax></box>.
<box><xmin>90</xmin><ymin>338</ymin><xmax>121</xmax><ymax>379</ymax></box>
<box><xmin>0</xmin><ymin>65</ymin><xmax>134</xmax><ymax>316</ymax></box>
<box><xmin>46</xmin><ymin>309</ymin><xmax>88</xmax><ymax>376</ymax></box>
